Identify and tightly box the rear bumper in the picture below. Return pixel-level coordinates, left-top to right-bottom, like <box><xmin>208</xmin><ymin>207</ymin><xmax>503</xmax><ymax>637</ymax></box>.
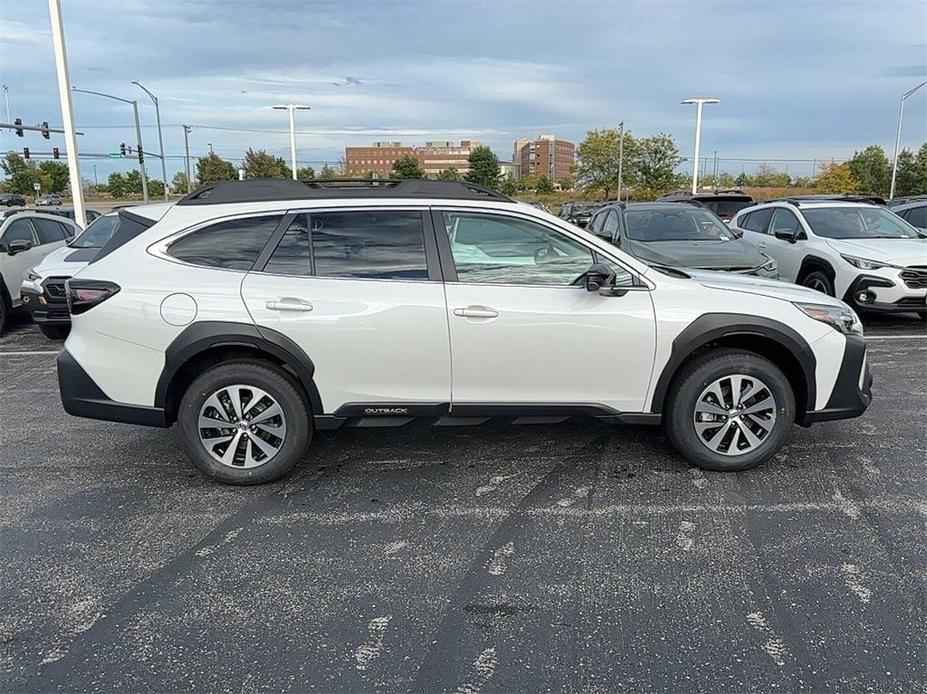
<box><xmin>799</xmin><ymin>335</ymin><xmax>872</xmax><ymax>425</ymax></box>
<box><xmin>58</xmin><ymin>348</ymin><xmax>168</xmax><ymax>427</ymax></box>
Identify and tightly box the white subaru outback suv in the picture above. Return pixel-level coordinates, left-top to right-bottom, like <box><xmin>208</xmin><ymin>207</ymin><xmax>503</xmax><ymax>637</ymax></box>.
<box><xmin>58</xmin><ymin>180</ymin><xmax>872</xmax><ymax>484</ymax></box>
<box><xmin>731</xmin><ymin>196</ymin><xmax>927</xmax><ymax>317</ymax></box>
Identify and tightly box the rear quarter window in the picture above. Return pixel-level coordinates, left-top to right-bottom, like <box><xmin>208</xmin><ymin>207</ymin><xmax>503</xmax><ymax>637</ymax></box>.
<box><xmin>167</xmin><ymin>215</ymin><xmax>283</xmax><ymax>271</ymax></box>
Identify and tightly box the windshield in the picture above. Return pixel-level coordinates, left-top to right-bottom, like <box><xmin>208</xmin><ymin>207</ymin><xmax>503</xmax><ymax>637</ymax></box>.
<box><xmin>803</xmin><ymin>206</ymin><xmax>925</xmax><ymax>240</ymax></box>
<box><xmin>625</xmin><ymin>207</ymin><xmax>735</xmax><ymax>242</ymax></box>
<box><xmin>69</xmin><ymin>214</ymin><xmax>119</xmax><ymax>249</ymax></box>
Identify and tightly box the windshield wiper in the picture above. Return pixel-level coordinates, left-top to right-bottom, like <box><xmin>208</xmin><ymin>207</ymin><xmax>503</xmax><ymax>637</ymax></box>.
<box><xmin>649</xmin><ymin>264</ymin><xmax>691</xmax><ymax>279</ymax></box>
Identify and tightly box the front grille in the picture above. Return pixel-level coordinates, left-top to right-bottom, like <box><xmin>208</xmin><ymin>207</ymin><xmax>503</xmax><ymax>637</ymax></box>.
<box><xmin>900</xmin><ymin>266</ymin><xmax>927</xmax><ymax>289</ymax></box>
<box><xmin>43</xmin><ymin>277</ymin><xmax>70</xmax><ymax>303</ymax></box>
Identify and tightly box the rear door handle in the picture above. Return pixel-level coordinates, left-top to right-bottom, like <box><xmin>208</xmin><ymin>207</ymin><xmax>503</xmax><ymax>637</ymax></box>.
<box><xmin>266</xmin><ymin>298</ymin><xmax>313</xmax><ymax>312</ymax></box>
<box><xmin>453</xmin><ymin>306</ymin><xmax>499</xmax><ymax>319</ymax></box>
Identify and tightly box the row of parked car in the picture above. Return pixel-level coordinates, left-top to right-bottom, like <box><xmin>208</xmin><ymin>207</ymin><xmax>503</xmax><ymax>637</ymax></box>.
<box><xmin>0</xmin><ymin>208</ymin><xmax>115</xmax><ymax>336</ymax></box>
<box><xmin>557</xmin><ymin>189</ymin><xmax>927</xmax><ymax>319</ymax></box>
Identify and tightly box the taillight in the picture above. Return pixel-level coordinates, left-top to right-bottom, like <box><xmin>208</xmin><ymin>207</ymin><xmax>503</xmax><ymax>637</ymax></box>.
<box><xmin>66</xmin><ymin>279</ymin><xmax>120</xmax><ymax>315</ymax></box>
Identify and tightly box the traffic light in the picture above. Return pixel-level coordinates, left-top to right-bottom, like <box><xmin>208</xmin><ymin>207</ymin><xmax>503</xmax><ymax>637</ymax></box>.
<box><xmin>14</xmin><ymin>118</ymin><xmax>23</xmax><ymax>137</ymax></box>
<box><xmin>120</xmin><ymin>142</ymin><xmax>126</xmax><ymax>156</ymax></box>
<box><xmin>23</xmin><ymin>147</ymin><xmax>29</xmax><ymax>159</ymax></box>
<box><xmin>138</xmin><ymin>149</ymin><xmax>144</xmax><ymax>164</ymax></box>
<box><xmin>41</xmin><ymin>121</ymin><xmax>50</xmax><ymax>139</ymax></box>
<box><xmin>52</xmin><ymin>147</ymin><xmax>60</xmax><ymax>160</ymax></box>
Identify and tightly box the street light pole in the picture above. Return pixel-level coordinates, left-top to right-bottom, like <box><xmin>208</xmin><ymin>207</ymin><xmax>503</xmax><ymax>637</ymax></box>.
<box><xmin>132</xmin><ymin>81</ymin><xmax>168</xmax><ymax>201</ymax></box>
<box><xmin>616</xmin><ymin>120</ymin><xmax>625</xmax><ymax>202</ymax></box>
<box><xmin>182</xmin><ymin>125</ymin><xmax>193</xmax><ymax>193</ymax></box>
<box><xmin>272</xmin><ymin>104</ymin><xmax>310</xmax><ymax>179</ymax></box>
<box><xmin>889</xmin><ymin>80</ymin><xmax>926</xmax><ymax>200</ymax></box>
<box><xmin>47</xmin><ymin>0</ymin><xmax>86</xmax><ymax>227</ymax></box>
<box><xmin>681</xmin><ymin>97</ymin><xmax>719</xmax><ymax>194</ymax></box>
<box><xmin>72</xmin><ymin>86</ymin><xmax>149</xmax><ymax>203</ymax></box>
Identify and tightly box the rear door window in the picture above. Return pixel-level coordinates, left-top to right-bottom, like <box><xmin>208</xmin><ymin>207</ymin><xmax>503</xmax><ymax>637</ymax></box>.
<box><xmin>743</xmin><ymin>208</ymin><xmax>774</xmax><ymax>233</ymax></box>
<box><xmin>167</xmin><ymin>215</ymin><xmax>283</xmax><ymax>270</ymax></box>
<box><xmin>309</xmin><ymin>210</ymin><xmax>429</xmax><ymax>280</ymax></box>
<box><xmin>34</xmin><ymin>218</ymin><xmax>68</xmax><ymax>245</ymax></box>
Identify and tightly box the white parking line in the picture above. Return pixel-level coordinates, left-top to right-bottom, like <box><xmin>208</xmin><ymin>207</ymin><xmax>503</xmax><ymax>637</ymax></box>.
<box><xmin>0</xmin><ymin>350</ymin><xmax>60</xmax><ymax>356</ymax></box>
<box><xmin>866</xmin><ymin>335</ymin><xmax>926</xmax><ymax>341</ymax></box>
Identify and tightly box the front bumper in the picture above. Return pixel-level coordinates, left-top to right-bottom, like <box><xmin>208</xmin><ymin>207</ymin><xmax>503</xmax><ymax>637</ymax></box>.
<box><xmin>799</xmin><ymin>334</ymin><xmax>872</xmax><ymax>425</ymax></box>
<box><xmin>58</xmin><ymin>348</ymin><xmax>168</xmax><ymax>427</ymax></box>
<box><xmin>20</xmin><ymin>276</ymin><xmax>72</xmax><ymax>325</ymax></box>
<box><xmin>842</xmin><ymin>274</ymin><xmax>926</xmax><ymax>314</ymax></box>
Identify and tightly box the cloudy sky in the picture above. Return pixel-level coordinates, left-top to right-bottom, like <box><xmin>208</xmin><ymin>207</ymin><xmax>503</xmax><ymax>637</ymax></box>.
<box><xmin>1</xmin><ymin>0</ymin><xmax>925</xmax><ymax>182</ymax></box>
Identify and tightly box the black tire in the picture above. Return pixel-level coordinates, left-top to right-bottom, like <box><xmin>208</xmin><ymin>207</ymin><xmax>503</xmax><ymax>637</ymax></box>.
<box><xmin>800</xmin><ymin>269</ymin><xmax>835</xmax><ymax>296</ymax></box>
<box><xmin>39</xmin><ymin>324</ymin><xmax>70</xmax><ymax>340</ymax></box>
<box><xmin>177</xmin><ymin>360</ymin><xmax>312</xmax><ymax>485</ymax></box>
<box><xmin>665</xmin><ymin>349</ymin><xmax>795</xmax><ymax>472</ymax></box>
<box><xmin>0</xmin><ymin>289</ymin><xmax>7</xmax><ymax>336</ymax></box>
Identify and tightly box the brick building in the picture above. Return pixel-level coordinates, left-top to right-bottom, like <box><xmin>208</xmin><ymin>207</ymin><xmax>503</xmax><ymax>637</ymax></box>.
<box><xmin>345</xmin><ymin>140</ymin><xmax>478</xmax><ymax>179</ymax></box>
<box><xmin>514</xmin><ymin>135</ymin><xmax>575</xmax><ymax>183</ymax></box>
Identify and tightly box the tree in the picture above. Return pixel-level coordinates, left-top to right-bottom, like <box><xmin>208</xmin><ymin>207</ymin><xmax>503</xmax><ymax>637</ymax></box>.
<box><xmin>391</xmin><ymin>154</ymin><xmax>424</xmax><ymax>179</ymax></box>
<box><xmin>125</xmin><ymin>169</ymin><xmax>143</xmax><ymax>195</ymax></box>
<box><xmin>196</xmin><ymin>153</ymin><xmax>237</xmax><ymax>184</ymax></box>
<box><xmin>465</xmin><ymin>145</ymin><xmax>501</xmax><ymax>189</ymax></box>
<box><xmin>437</xmin><ymin>167</ymin><xmax>461</xmax><ymax>181</ymax></box>
<box><xmin>557</xmin><ymin>174</ymin><xmax>574</xmax><ymax>191</ymax></box>
<box><xmin>319</xmin><ymin>164</ymin><xmax>339</xmax><ymax>179</ymax></box>
<box><xmin>243</xmin><ymin>148</ymin><xmax>289</xmax><ymax>179</ymax></box>
<box><xmin>815</xmin><ymin>162</ymin><xmax>858</xmax><ymax>193</ymax></box>
<box><xmin>516</xmin><ymin>172</ymin><xmax>540</xmax><ymax>192</ymax></box>
<box><xmin>536</xmin><ymin>175</ymin><xmax>554</xmax><ymax>194</ymax></box>
<box><xmin>499</xmin><ymin>178</ymin><xmax>517</xmax><ymax>196</ymax></box>
<box><xmin>296</xmin><ymin>165</ymin><xmax>316</xmax><ymax>181</ymax></box>
<box><xmin>107</xmin><ymin>172</ymin><xmax>127</xmax><ymax>198</ymax></box>
<box><xmin>38</xmin><ymin>161</ymin><xmax>69</xmax><ymax>193</ymax></box>
<box><xmin>574</xmin><ymin>128</ymin><xmax>622</xmax><ymax>198</ymax></box>
<box><xmin>751</xmin><ymin>163</ymin><xmax>790</xmax><ymax>187</ymax></box>
<box><xmin>892</xmin><ymin>148</ymin><xmax>919</xmax><ymax>197</ymax></box>
<box><xmin>171</xmin><ymin>171</ymin><xmax>191</xmax><ymax>194</ymax></box>
<box><xmin>629</xmin><ymin>134</ymin><xmax>683</xmax><ymax>193</ymax></box>
<box><xmin>1</xmin><ymin>153</ymin><xmax>44</xmax><ymax>195</ymax></box>
<box><xmin>147</xmin><ymin>179</ymin><xmax>165</xmax><ymax>198</ymax></box>
<box><xmin>847</xmin><ymin>145</ymin><xmax>890</xmax><ymax>195</ymax></box>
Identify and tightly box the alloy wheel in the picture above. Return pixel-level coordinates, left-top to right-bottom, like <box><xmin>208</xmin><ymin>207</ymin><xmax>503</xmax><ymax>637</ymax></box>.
<box><xmin>197</xmin><ymin>385</ymin><xmax>287</xmax><ymax>468</ymax></box>
<box><xmin>693</xmin><ymin>374</ymin><xmax>777</xmax><ymax>456</ymax></box>
<box><xmin>805</xmin><ymin>277</ymin><xmax>829</xmax><ymax>293</ymax></box>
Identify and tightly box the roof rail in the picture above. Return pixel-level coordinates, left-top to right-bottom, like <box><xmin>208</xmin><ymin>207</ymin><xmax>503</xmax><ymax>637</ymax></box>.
<box><xmin>177</xmin><ymin>178</ymin><xmax>514</xmax><ymax>206</ymax></box>
<box><xmin>766</xmin><ymin>193</ymin><xmax>886</xmax><ymax>206</ymax></box>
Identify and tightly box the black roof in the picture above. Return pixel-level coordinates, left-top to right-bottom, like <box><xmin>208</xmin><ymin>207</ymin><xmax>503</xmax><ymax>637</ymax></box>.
<box><xmin>657</xmin><ymin>188</ymin><xmax>752</xmax><ymax>201</ymax></box>
<box><xmin>177</xmin><ymin>178</ymin><xmax>513</xmax><ymax>206</ymax></box>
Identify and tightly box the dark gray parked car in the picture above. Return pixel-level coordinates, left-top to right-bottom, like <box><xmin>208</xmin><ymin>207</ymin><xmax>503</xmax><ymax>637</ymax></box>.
<box><xmin>891</xmin><ymin>200</ymin><xmax>927</xmax><ymax>231</ymax></box>
<box><xmin>587</xmin><ymin>202</ymin><xmax>779</xmax><ymax>277</ymax></box>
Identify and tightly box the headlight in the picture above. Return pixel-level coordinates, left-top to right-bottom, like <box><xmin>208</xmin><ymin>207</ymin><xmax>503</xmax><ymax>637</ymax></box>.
<box><xmin>840</xmin><ymin>254</ymin><xmax>896</xmax><ymax>271</ymax></box>
<box><xmin>24</xmin><ymin>268</ymin><xmax>41</xmax><ymax>282</ymax></box>
<box><xmin>794</xmin><ymin>302</ymin><xmax>863</xmax><ymax>336</ymax></box>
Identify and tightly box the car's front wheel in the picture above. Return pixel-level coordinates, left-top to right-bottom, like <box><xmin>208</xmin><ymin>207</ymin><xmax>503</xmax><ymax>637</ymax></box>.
<box><xmin>665</xmin><ymin>350</ymin><xmax>795</xmax><ymax>472</ymax></box>
<box><xmin>177</xmin><ymin>361</ymin><xmax>312</xmax><ymax>485</ymax></box>
<box><xmin>800</xmin><ymin>270</ymin><xmax>835</xmax><ymax>296</ymax></box>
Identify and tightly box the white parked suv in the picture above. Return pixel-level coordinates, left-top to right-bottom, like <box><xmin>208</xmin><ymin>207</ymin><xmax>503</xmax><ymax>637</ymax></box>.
<box><xmin>0</xmin><ymin>211</ymin><xmax>79</xmax><ymax>333</ymax></box>
<box><xmin>730</xmin><ymin>196</ymin><xmax>927</xmax><ymax>317</ymax></box>
<box><xmin>58</xmin><ymin>180</ymin><xmax>872</xmax><ymax>484</ymax></box>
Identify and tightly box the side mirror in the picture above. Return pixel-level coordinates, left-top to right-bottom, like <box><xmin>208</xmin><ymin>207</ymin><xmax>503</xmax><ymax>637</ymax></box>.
<box><xmin>578</xmin><ymin>262</ymin><xmax>629</xmax><ymax>296</ymax></box>
<box><xmin>7</xmin><ymin>239</ymin><xmax>32</xmax><ymax>255</ymax></box>
<box><xmin>773</xmin><ymin>228</ymin><xmax>797</xmax><ymax>243</ymax></box>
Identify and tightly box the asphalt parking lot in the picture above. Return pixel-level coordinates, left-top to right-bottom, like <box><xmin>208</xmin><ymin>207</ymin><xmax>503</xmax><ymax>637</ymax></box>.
<box><xmin>1</xmin><ymin>314</ymin><xmax>924</xmax><ymax>694</ymax></box>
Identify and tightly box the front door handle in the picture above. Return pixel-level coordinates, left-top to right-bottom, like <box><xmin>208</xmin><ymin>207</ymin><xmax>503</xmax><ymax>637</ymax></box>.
<box><xmin>266</xmin><ymin>298</ymin><xmax>313</xmax><ymax>312</ymax></box>
<box><xmin>453</xmin><ymin>306</ymin><xmax>499</xmax><ymax>319</ymax></box>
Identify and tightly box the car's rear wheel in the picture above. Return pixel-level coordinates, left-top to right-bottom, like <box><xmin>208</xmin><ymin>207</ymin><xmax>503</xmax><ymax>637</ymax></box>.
<box><xmin>39</xmin><ymin>324</ymin><xmax>69</xmax><ymax>340</ymax></box>
<box><xmin>177</xmin><ymin>361</ymin><xmax>311</xmax><ymax>485</ymax></box>
<box><xmin>665</xmin><ymin>350</ymin><xmax>795</xmax><ymax>472</ymax></box>
<box><xmin>800</xmin><ymin>270</ymin><xmax>835</xmax><ymax>296</ymax></box>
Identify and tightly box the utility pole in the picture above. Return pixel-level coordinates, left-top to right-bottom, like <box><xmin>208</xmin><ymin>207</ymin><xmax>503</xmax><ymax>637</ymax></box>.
<box><xmin>1</xmin><ymin>85</ymin><xmax>9</xmax><ymax>139</ymax></box>
<box><xmin>811</xmin><ymin>158</ymin><xmax>817</xmax><ymax>184</ymax></box>
<box><xmin>616</xmin><ymin>120</ymin><xmax>625</xmax><ymax>202</ymax></box>
<box><xmin>132</xmin><ymin>81</ymin><xmax>168</xmax><ymax>201</ymax></box>
<box><xmin>182</xmin><ymin>124</ymin><xmax>193</xmax><ymax>193</ymax></box>
<box><xmin>92</xmin><ymin>163</ymin><xmax>97</xmax><ymax>186</ymax></box>
<box><xmin>47</xmin><ymin>0</ymin><xmax>86</xmax><ymax>227</ymax></box>
<box><xmin>208</xmin><ymin>142</ymin><xmax>213</xmax><ymax>154</ymax></box>
<box><xmin>890</xmin><ymin>80</ymin><xmax>927</xmax><ymax>199</ymax></box>
<box><xmin>272</xmin><ymin>104</ymin><xmax>311</xmax><ymax>179</ymax></box>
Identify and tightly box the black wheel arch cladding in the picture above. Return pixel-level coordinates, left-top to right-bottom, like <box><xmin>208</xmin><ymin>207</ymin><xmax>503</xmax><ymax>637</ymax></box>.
<box><xmin>156</xmin><ymin>321</ymin><xmax>323</xmax><ymax>422</ymax></box>
<box><xmin>650</xmin><ymin>313</ymin><xmax>817</xmax><ymax>417</ymax></box>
